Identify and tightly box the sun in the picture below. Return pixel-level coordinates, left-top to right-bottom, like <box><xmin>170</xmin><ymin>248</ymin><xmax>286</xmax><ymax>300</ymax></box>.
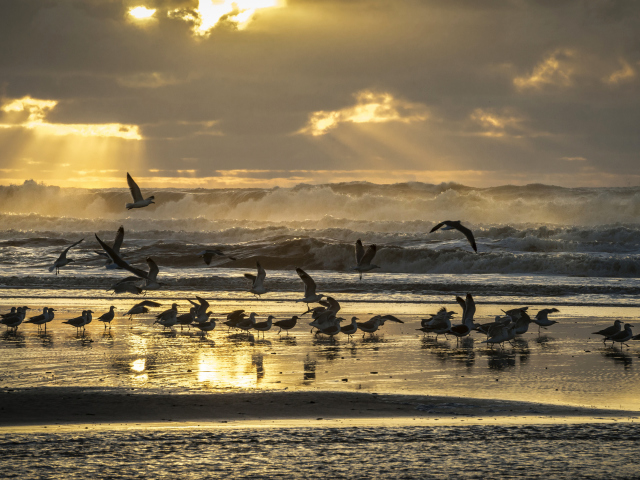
<box><xmin>129</xmin><ymin>6</ymin><xmax>156</xmax><ymax>19</ymax></box>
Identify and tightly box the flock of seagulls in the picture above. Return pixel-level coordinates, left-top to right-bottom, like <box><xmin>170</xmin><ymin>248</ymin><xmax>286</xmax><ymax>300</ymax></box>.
<box><xmin>3</xmin><ymin>173</ymin><xmax>632</xmax><ymax>352</ymax></box>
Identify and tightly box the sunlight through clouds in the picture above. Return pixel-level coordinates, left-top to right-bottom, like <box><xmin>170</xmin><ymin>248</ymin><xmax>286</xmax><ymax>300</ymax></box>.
<box><xmin>0</xmin><ymin>97</ymin><xmax>142</xmax><ymax>140</ymax></box>
<box><xmin>299</xmin><ymin>90</ymin><xmax>428</xmax><ymax>136</ymax></box>
<box><xmin>129</xmin><ymin>6</ymin><xmax>156</xmax><ymax>19</ymax></box>
<box><xmin>170</xmin><ymin>0</ymin><xmax>284</xmax><ymax>35</ymax></box>
<box><xmin>604</xmin><ymin>59</ymin><xmax>636</xmax><ymax>85</ymax></box>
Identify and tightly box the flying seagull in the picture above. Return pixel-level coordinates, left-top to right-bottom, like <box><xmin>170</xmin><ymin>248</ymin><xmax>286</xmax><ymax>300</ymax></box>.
<box><xmin>49</xmin><ymin>239</ymin><xmax>84</xmax><ymax>275</ymax></box>
<box><xmin>95</xmin><ymin>234</ymin><xmax>148</xmax><ymax>279</ymax></box>
<box><xmin>353</xmin><ymin>239</ymin><xmax>380</xmax><ymax>280</ymax></box>
<box><xmin>245</xmin><ymin>261</ymin><xmax>267</xmax><ymax>296</ymax></box>
<box><xmin>126</xmin><ymin>173</ymin><xmax>155</xmax><ymax>210</ymax></box>
<box><xmin>198</xmin><ymin>249</ymin><xmax>237</xmax><ymax>265</ymax></box>
<box><xmin>95</xmin><ymin>226</ymin><xmax>125</xmax><ymax>269</ymax></box>
<box><xmin>295</xmin><ymin>268</ymin><xmax>325</xmax><ymax>307</ymax></box>
<box><xmin>430</xmin><ymin>221</ymin><xmax>477</xmax><ymax>253</ymax></box>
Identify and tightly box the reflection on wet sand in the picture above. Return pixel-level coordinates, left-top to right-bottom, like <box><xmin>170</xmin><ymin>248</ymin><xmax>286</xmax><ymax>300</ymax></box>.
<box><xmin>1</xmin><ymin>302</ymin><xmax>640</xmax><ymax>411</ymax></box>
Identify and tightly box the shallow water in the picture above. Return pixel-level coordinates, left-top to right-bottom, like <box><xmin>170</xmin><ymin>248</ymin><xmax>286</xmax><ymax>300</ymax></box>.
<box><xmin>1</xmin><ymin>292</ymin><xmax>639</xmax><ymax>411</ymax></box>
<box><xmin>1</xmin><ymin>423</ymin><xmax>639</xmax><ymax>479</ymax></box>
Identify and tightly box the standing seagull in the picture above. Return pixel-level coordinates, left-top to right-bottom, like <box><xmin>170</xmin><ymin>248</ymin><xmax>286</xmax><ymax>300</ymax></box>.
<box><xmin>534</xmin><ymin>308</ymin><xmax>560</xmax><ymax>333</ymax></box>
<box><xmin>593</xmin><ymin>320</ymin><xmax>623</xmax><ymax>344</ymax></box>
<box><xmin>295</xmin><ymin>268</ymin><xmax>325</xmax><ymax>307</ymax></box>
<box><xmin>430</xmin><ymin>221</ymin><xmax>477</xmax><ymax>253</ymax></box>
<box><xmin>353</xmin><ymin>239</ymin><xmax>380</xmax><ymax>280</ymax></box>
<box><xmin>97</xmin><ymin>306</ymin><xmax>116</xmax><ymax>329</ymax></box>
<box><xmin>245</xmin><ymin>261</ymin><xmax>267</xmax><ymax>297</ymax></box>
<box><xmin>49</xmin><ymin>239</ymin><xmax>84</xmax><ymax>275</ymax></box>
<box><xmin>607</xmin><ymin>324</ymin><xmax>634</xmax><ymax>348</ymax></box>
<box><xmin>198</xmin><ymin>249</ymin><xmax>236</xmax><ymax>265</ymax></box>
<box><xmin>126</xmin><ymin>173</ymin><xmax>155</xmax><ymax>210</ymax></box>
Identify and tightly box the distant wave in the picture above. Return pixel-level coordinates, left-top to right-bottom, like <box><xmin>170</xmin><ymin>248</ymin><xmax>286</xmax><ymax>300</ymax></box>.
<box><xmin>2</xmin><ymin>180</ymin><xmax>640</xmax><ymax>225</ymax></box>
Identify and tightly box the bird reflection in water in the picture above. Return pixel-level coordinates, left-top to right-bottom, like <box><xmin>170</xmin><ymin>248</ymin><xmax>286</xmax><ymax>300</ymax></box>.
<box><xmin>1</xmin><ymin>330</ymin><xmax>26</xmax><ymax>347</ymax></box>
<box><xmin>487</xmin><ymin>350</ymin><xmax>516</xmax><ymax>370</ymax></box>
<box><xmin>303</xmin><ymin>355</ymin><xmax>317</xmax><ymax>383</ymax></box>
<box><xmin>252</xmin><ymin>354</ymin><xmax>264</xmax><ymax>381</ymax></box>
<box><xmin>602</xmin><ymin>348</ymin><xmax>633</xmax><ymax>368</ymax></box>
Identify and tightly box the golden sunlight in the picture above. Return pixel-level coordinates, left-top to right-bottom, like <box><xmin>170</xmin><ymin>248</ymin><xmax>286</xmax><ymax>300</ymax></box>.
<box><xmin>171</xmin><ymin>0</ymin><xmax>283</xmax><ymax>36</ymax></box>
<box><xmin>129</xmin><ymin>6</ymin><xmax>156</xmax><ymax>19</ymax></box>
<box><xmin>514</xmin><ymin>49</ymin><xmax>575</xmax><ymax>90</ymax></box>
<box><xmin>299</xmin><ymin>90</ymin><xmax>428</xmax><ymax>136</ymax></box>
<box><xmin>0</xmin><ymin>96</ymin><xmax>142</xmax><ymax>140</ymax></box>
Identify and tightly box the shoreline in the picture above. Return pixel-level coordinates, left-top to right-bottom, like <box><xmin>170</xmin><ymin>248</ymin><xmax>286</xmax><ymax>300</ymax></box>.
<box><xmin>1</xmin><ymin>388</ymin><xmax>638</xmax><ymax>429</ymax></box>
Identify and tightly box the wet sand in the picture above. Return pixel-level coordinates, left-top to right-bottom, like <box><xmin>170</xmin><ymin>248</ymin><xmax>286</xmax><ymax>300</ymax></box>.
<box><xmin>1</xmin><ymin>388</ymin><xmax>638</xmax><ymax>428</ymax></box>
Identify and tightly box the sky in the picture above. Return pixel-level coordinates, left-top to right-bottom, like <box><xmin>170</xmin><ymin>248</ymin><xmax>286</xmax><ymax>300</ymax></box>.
<box><xmin>0</xmin><ymin>0</ymin><xmax>639</xmax><ymax>188</ymax></box>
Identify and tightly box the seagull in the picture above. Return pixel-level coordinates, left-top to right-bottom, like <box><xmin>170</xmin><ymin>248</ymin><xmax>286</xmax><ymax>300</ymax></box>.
<box><xmin>340</xmin><ymin>316</ymin><xmax>359</xmax><ymax>340</ymax></box>
<box><xmin>97</xmin><ymin>306</ymin><xmax>116</xmax><ymax>329</ymax></box>
<box><xmin>513</xmin><ymin>311</ymin><xmax>533</xmax><ymax>335</ymax></box>
<box><xmin>223</xmin><ymin>310</ymin><xmax>247</xmax><ymax>331</ymax></box>
<box><xmin>245</xmin><ymin>261</ymin><xmax>267</xmax><ymax>297</ymax></box>
<box><xmin>49</xmin><ymin>239</ymin><xmax>84</xmax><ymax>275</ymax></box>
<box><xmin>295</xmin><ymin>268</ymin><xmax>325</xmax><ymax>307</ymax></box>
<box><xmin>154</xmin><ymin>303</ymin><xmax>178</xmax><ymax>329</ymax></box>
<box><xmin>274</xmin><ymin>316</ymin><xmax>298</xmax><ymax>335</ymax></box>
<box><xmin>502</xmin><ymin>306</ymin><xmax>529</xmax><ymax>320</ymax></box>
<box><xmin>186</xmin><ymin>296</ymin><xmax>211</xmax><ymax>323</ymax></box>
<box><xmin>126</xmin><ymin>300</ymin><xmax>161</xmax><ymax>320</ymax></box>
<box><xmin>253</xmin><ymin>315</ymin><xmax>274</xmax><ymax>339</ymax></box>
<box><xmin>109</xmin><ymin>277</ymin><xmax>143</xmax><ymax>295</ymax></box>
<box><xmin>593</xmin><ymin>320</ymin><xmax>623</xmax><ymax>344</ymax></box>
<box><xmin>309</xmin><ymin>297</ymin><xmax>341</xmax><ymax>332</ymax></box>
<box><xmin>193</xmin><ymin>318</ymin><xmax>216</xmax><ymax>337</ymax></box>
<box><xmin>534</xmin><ymin>308</ymin><xmax>560</xmax><ymax>333</ymax></box>
<box><xmin>236</xmin><ymin>312</ymin><xmax>257</xmax><ymax>337</ymax></box>
<box><xmin>26</xmin><ymin>307</ymin><xmax>56</xmax><ymax>332</ymax></box>
<box><xmin>607</xmin><ymin>323</ymin><xmax>634</xmax><ymax>348</ymax></box>
<box><xmin>63</xmin><ymin>310</ymin><xmax>89</xmax><ymax>335</ymax></box>
<box><xmin>353</xmin><ymin>239</ymin><xmax>380</xmax><ymax>280</ymax></box>
<box><xmin>177</xmin><ymin>307</ymin><xmax>196</xmax><ymax>330</ymax></box>
<box><xmin>449</xmin><ymin>295</ymin><xmax>477</xmax><ymax>345</ymax></box>
<box><xmin>417</xmin><ymin>313</ymin><xmax>452</xmax><ymax>340</ymax></box>
<box><xmin>421</xmin><ymin>307</ymin><xmax>456</xmax><ymax>329</ymax></box>
<box><xmin>95</xmin><ymin>226</ymin><xmax>125</xmax><ymax>269</ymax></box>
<box><xmin>482</xmin><ymin>323</ymin><xmax>516</xmax><ymax>348</ymax></box>
<box><xmin>1</xmin><ymin>307</ymin><xmax>29</xmax><ymax>332</ymax></box>
<box><xmin>430</xmin><ymin>221</ymin><xmax>477</xmax><ymax>253</ymax></box>
<box><xmin>318</xmin><ymin>322</ymin><xmax>342</xmax><ymax>339</ymax></box>
<box><xmin>198</xmin><ymin>249</ymin><xmax>236</xmax><ymax>265</ymax></box>
<box><xmin>143</xmin><ymin>257</ymin><xmax>163</xmax><ymax>290</ymax></box>
<box><xmin>95</xmin><ymin>234</ymin><xmax>149</xmax><ymax>280</ymax></box>
<box><xmin>357</xmin><ymin>316</ymin><xmax>384</xmax><ymax>338</ymax></box>
<box><xmin>1</xmin><ymin>307</ymin><xmax>17</xmax><ymax>319</ymax></box>
<box><xmin>126</xmin><ymin>173</ymin><xmax>155</xmax><ymax>210</ymax></box>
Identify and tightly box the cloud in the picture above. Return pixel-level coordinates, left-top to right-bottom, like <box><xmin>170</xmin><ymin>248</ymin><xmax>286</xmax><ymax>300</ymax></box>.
<box><xmin>0</xmin><ymin>97</ymin><xmax>142</xmax><ymax>140</ymax></box>
<box><xmin>604</xmin><ymin>59</ymin><xmax>636</xmax><ymax>85</ymax></box>
<box><xmin>514</xmin><ymin>49</ymin><xmax>576</xmax><ymax>90</ymax></box>
<box><xmin>299</xmin><ymin>90</ymin><xmax>428</xmax><ymax>136</ymax></box>
<box><xmin>560</xmin><ymin>156</ymin><xmax>587</xmax><ymax>162</ymax></box>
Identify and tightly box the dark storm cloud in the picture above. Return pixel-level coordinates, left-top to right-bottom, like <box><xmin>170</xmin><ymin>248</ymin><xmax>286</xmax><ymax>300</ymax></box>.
<box><xmin>0</xmin><ymin>0</ymin><xmax>639</xmax><ymax>185</ymax></box>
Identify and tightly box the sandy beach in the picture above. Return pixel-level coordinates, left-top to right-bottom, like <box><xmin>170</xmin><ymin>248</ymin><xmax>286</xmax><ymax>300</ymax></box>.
<box><xmin>3</xmin><ymin>388</ymin><xmax>638</xmax><ymax>429</ymax></box>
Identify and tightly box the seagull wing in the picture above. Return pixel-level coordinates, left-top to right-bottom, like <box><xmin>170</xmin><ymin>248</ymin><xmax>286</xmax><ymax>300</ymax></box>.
<box><xmin>112</xmin><ymin>226</ymin><xmax>125</xmax><ymax>253</ymax></box>
<box><xmin>359</xmin><ymin>244</ymin><xmax>377</xmax><ymax>266</ymax></box>
<box><xmin>430</xmin><ymin>222</ymin><xmax>446</xmax><ymax>233</ymax></box>
<box><xmin>256</xmin><ymin>261</ymin><xmax>266</xmax><ymax>286</ymax></box>
<box><xmin>381</xmin><ymin>314</ymin><xmax>403</xmax><ymax>324</ymax></box>
<box><xmin>60</xmin><ymin>238</ymin><xmax>84</xmax><ymax>260</ymax></box>
<box><xmin>244</xmin><ymin>273</ymin><xmax>257</xmax><ymax>283</ymax></box>
<box><xmin>196</xmin><ymin>296</ymin><xmax>210</xmax><ymax>316</ymax></box>
<box><xmin>127</xmin><ymin>173</ymin><xmax>144</xmax><ymax>202</ymax></box>
<box><xmin>465</xmin><ymin>293</ymin><xmax>476</xmax><ymax>322</ymax></box>
<box><xmin>146</xmin><ymin>257</ymin><xmax>159</xmax><ymax>282</ymax></box>
<box><xmin>355</xmin><ymin>239</ymin><xmax>365</xmax><ymax>264</ymax></box>
<box><xmin>454</xmin><ymin>223</ymin><xmax>477</xmax><ymax>252</ymax></box>
<box><xmin>296</xmin><ymin>267</ymin><xmax>317</xmax><ymax>297</ymax></box>
<box><xmin>95</xmin><ymin>234</ymin><xmax>148</xmax><ymax>279</ymax></box>
<box><xmin>455</xmin><ymin>296</ymin><xmax>466</xmax><ymax>318</ymax></box>
<box><xmin>136</xmin><ymin>300</ymin><xmax>162</xmax><ymax>308</ymax></box>
<box><xmin>112</xmin><ymin>276</ymin><xmax>142</xmax><ymax>287</ymax></box>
